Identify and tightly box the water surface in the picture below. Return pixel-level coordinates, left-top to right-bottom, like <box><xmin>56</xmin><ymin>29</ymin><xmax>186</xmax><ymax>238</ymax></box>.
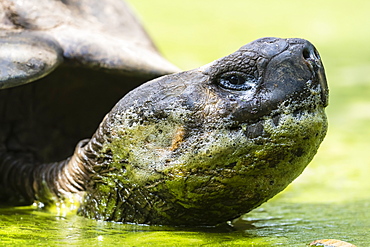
<box><xmin>1</xmin><ymin>198</ymin><xmax>369</xmax><ymax>246</ymax></box>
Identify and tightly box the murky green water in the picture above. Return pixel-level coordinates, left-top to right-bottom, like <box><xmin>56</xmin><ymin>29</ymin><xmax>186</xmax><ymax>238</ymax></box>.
<box><xmin>2</xmin><ymin>0</ymin><xmax>370</xmax><ymax>246</ymax></box>
<box><xmin>1</xmin><ymin>199</ymin><xmax>369</xmax><ymax>246</ymax></box>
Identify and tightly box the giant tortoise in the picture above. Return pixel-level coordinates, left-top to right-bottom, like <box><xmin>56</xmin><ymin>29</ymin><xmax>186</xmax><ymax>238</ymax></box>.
<box><xmin>0</xmin><ymin>0</ymin><xmax>328</xmax><ymax>226</ymax></box>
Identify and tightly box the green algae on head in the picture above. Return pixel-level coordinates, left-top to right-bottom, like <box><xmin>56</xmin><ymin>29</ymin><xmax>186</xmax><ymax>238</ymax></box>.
<box><xmin>78</xmin><ymin>37</ymin><xmax>328</xmax><ymax>226</ymax></box>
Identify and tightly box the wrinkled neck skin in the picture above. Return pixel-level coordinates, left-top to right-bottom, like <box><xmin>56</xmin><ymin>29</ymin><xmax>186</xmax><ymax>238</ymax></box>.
<box><xmin>3</xmin><ymin>38</ymin><xmax>329</xmax><ymax>226</ymax></box>
<box><xmin>0</xmin><ymin>140</ymin><xmax>90</xmax><ymax>206</ymax></box>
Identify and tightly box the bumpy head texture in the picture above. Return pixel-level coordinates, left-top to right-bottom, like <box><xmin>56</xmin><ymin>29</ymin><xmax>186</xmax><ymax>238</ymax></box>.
<box><xmin>78</xmin><ymin>37</ymin><xmax>328</xmax><ymax>226</ymax></box>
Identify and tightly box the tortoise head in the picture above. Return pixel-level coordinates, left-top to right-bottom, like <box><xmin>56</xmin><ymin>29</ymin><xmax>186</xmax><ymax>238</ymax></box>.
<box><xmin>79</xmin><ymin>37</ymin><xmax>328</xmax><ymax>226</ymax></box>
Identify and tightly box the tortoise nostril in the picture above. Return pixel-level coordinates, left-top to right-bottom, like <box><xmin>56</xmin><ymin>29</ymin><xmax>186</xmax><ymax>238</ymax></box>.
<box><xmin>302</xmin><ymin>46</ymin><xmax>320</xmax><ymax>61</ymax></box>
<box><xmin>302</xmin><ymin>48</ymin><xmax>311</xmax><ymax>60</ymax></box>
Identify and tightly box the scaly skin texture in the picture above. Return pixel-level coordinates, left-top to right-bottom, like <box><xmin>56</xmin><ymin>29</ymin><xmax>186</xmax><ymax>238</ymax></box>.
<box><xmin>75</xmin><ymin>37</ymin><xmax>329</xmax><ymax>226</ymax></box>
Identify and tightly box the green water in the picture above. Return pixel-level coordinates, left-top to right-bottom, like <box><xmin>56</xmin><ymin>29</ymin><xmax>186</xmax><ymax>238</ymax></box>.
<box><xmin>2</xmin><ymin>0</ymin><xmax>370</xmax><ymax>246</ymax></box>
<box><xmin>1</xmin><ymin>200</ymin><xmax>369</xmax><ymax>246</ymax></box>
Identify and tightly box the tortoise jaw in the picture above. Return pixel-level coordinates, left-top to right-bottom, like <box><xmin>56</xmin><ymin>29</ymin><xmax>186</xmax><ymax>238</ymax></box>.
<box><xmin>310</xmin><ymin>55</ymin><xmax>329</xmax><ymax>108</ymax></box>
<box><xmin>301</xmin><ymin>42</ymin><xmax>329</xmax><ymax>107</ymax></box>
<box><xmin>318</xmin><ymin>67</ymin><xmax>329</xmax><ymax>107</ymax></box>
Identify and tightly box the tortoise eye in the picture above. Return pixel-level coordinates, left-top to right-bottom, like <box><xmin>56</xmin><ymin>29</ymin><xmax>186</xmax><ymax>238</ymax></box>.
<box><xmin>218</xmin><ymin>72</ymin><xmax>256</xmax><ymax>91</ymax></box>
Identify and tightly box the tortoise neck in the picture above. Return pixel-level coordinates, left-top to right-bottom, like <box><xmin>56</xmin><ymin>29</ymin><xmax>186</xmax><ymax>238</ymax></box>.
<box><xmin>33</xmin><ymin>140</ymin><xmax>93</xmax><ymax>203</ymax></box>
<box><xmin>0</xmin><ymin>139</ymin><xmax>94</xmax><ymax>206</ymax></box>
<box><xmin>0</xmin><ymin>152</ymin><xmax>35</xmax><ymax>205</ymax></box>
